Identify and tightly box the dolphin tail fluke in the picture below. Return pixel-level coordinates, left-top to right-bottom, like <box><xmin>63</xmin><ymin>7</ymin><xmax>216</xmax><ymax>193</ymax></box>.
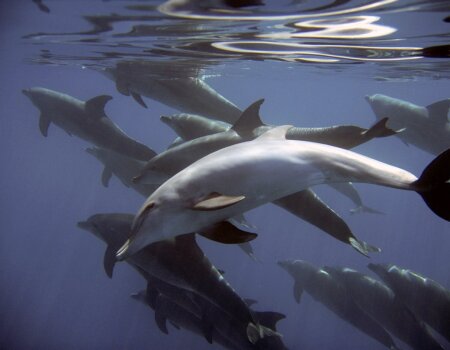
<box><xmin>349</xmin><ymin>205</ymin><xmax>385</xmax><ymax>215</ymax></box>
<box><xmin>349</xmin><ymin>237</ymin><xmax>381</xmax><ymax>257</ymax></box>
<box><xmin>414</xmin><ymin>149</ymin><xmax>450</xmax><ymax>221</ymax></box>
<box><xmin>363</xmin><ymin>117</ymin><xmax>397</xmax><ymax>139</ymax></box>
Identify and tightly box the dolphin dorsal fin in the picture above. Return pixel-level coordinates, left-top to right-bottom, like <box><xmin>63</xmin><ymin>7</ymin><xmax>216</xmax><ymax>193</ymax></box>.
<box><xmin>426</xmin><ymin>99</ymin><xmax>450</xmax><ymax>124</ymax></box>
<box><xmin>231</xmin><ymin>99</ymin><xmax>265</xmax><ymax>138</ymax></box>
<box><xmin>85</xmin><ymin>95</ymin><xmax>113</xmax><ymax>119</ymax></box>
<box><xmin>254</xmin><ymin>125</ymin><xmax>292</xmax><ymax>141</ymax></box>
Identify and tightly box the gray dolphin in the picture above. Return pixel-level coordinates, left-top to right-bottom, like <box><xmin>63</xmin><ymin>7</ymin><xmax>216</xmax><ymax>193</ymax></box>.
<box><xmin>118</xmin><ymin>116</ymin><xmax>450</xmax><ymax>259</ymax></box>
<box><xmin>101</xmin><ymin>61</ymin><xmax>242</xmax><ymax>123</ymax></box>
<box><xmin>366</xmin><ymin>94</ymin><xmax>450</xmax><ymax>155</ymax></box>
<box><xmin>85</xmin><ymin>147</ymin><xmax>159</xmax><ymax>197</ymax></box>
<box><xmin>22</xmin><ymin>87</ymin><xmax>156</xmax><ymax>161</ymax></box>
<box><xmin>324</xmin><ymin>266</ymin><xmax>445</xmax><ymax>350</ymax></box>
<box><xmin>278</xmin><ymin>260</ymin><xmax>400</xmax><ymax>350</ymax></box>
<box><xmin>368</xmin><ymin>263</ymin><xmax>450</xmax><ymax>343</ymax></box>
<box><xmin>78</xmin><ymin>213</ymin><xmax>277</xmax><ymax>344</ymax></box>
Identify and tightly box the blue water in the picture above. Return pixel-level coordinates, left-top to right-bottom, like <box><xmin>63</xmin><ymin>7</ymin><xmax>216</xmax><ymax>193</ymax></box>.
<box><xmin>1</xmin><ymin>1</ymin><xmax>449</xmax><ymax>349</ymax></box>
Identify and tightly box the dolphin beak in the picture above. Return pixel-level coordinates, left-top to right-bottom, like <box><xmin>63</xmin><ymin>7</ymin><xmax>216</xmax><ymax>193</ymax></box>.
<box><xmin>22</xmin><ymin>89</ymin><xmax>30</xmax><ymax>97</ymax></box>
<box><xmin>160</xmin><ymin>115</ymin><xmax>172</xmax><ymax>125</ymax></box>
<box><xmin>365</xmin><ymin>95</ymin><xmax>372</xmax><ymax>102</ymax></box>
<box><xmin>77</xmin><ymin>220</ymin><xmax>91</xmax><ymax>230</ymax></box>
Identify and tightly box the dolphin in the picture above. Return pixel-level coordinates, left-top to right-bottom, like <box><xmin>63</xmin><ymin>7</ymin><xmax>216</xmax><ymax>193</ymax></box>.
<box><xmin>366</xmin><ymin>94</ymin><xmax>450</xmax><ymax>155</ymax></box>
<box><xmin>324</xmin><ymin>266</ymin><xmax>445</xmax><ymax>350</ymax></box>
<box><xmin>85</xmin><ymin>147</ymin><xmax>159</xmax><ymax>197</ymax></box>
<box><xmin>132</xmin><ymin>284</ymin><xmax>287</xmax><ymax>350</ymax></box>
<box><xmin>117</xmin><ymin>117</ymin><xmax>450</xmax><ymax>259</ymax></box>
<box><xmin>277</xmin><ymin>260</ymin><xmax>400</xmax><ymax>350</ymax></box>
<box><xmin>78</xmin><ymin>213</ymin><xmax>277</xmax><ymax>344</ymax></box>
<box><xmin>22</xmin><ymin>87</ymin><xmax>156</xmax><ymax>161</ymax></box>
<box><xmin>368</xmin><ymin>263</ymin><xmax>450</xmax><ymax>342</ymax></box>
<box><xmin>101</xmin><ymin>61</ymin><xmax>242</xmax><ymax>123</ymax></box>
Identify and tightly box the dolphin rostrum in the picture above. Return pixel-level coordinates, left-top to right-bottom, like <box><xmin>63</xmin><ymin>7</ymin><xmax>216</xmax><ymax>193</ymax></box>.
<box><xmin>366</xmin><ymin>94</ymin><xmax>450</xmax><ymax>155</ymax></box>
<box><xmin>22</xmin><ymin>87</ymin><xmax>156</xmax><ymax>161</ymax></box>
<box><xmin>117</xmin><ymin>112</ymin><xmax>450</xmax><ymax>259</ymax></box>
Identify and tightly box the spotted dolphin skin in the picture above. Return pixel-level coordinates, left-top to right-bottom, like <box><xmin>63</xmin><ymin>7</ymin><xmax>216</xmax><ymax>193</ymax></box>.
<box><xmin>117</xmin><ymin>105</ymin><xmax>450</xmax><ymax>260</ymax></box>
<box><xmin>366</xmin><ymin>94</ymin><xmax>450</xmax><ymax>155</ymax></box>
<box><xmin>22</xmin><ymin>87</ymin><xmax>155</xmax><ymax>161</ymax></box>
<box><xmin>368</xmin><ymin>263</ymin><xmax>450</xmax><ymax>343</ymax></box>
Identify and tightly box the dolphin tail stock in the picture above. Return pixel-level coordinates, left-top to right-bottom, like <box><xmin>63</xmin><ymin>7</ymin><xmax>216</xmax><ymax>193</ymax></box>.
<box><xmin>414</xmin><ymin>149</ymin><xmax>450</xmax><ymax>221</ymax></box>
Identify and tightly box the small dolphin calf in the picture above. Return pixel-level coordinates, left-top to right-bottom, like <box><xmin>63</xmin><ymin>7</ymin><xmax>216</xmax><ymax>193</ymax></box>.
<box><xmin>366</xmin><ymin>94</ymin><xmax>450</xmax><ymax>155</ymax></box>
<box><xmin>369</xmin><ymin>263</ymin><xmax>450</xmax><ymax>342</ymax></box>
<box><xmin>117</xmin><ymin>119</ymin><xmax>450</xmax><ymax>259</ymax></box>
<box><xmin>22</xmin><ymin>87</ymin><xmax>155</xmax><ymax>161</ymax></box>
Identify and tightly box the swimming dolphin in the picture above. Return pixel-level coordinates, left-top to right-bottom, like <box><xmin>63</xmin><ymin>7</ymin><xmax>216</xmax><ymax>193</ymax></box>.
<box><xmin>277</xmin><ymin>260</ymin><xmax>400</xmax><ymax>350</ymax></box>
<box><xmin>117</xmin><ymin>117</ymin><xmax>450</xmax><ymax>259</ymax></box>
<box><xmin>22</xmin><ymin>87</ymin><xmax>156</xmax><ymax>161</ymax></box>
<box><xmin>368</xmin><ymin>263</ymin><xmax>450</xmax><ymax>342</ymax></box>
<box><xmin>85</xmin><ymin>147</ymin><xmax>159</xmax><ymax>197</ymax></box>
<box><xmin>324</xmin><ymin>266</ymin><xmax>445</xmax><ymax>350</ymax></box>
<box><xmin>78</xmin><ymin>213</ymin><xmax>276</xmax><ymax>344</ymax></box>
<box><xmin>101</xmin><ymin>61</ymin><xmax>242</xmax><ymax>123</ymax></box>
<box><xmin>366</xmin><ymin>94</ymin><xmax>450</xmax><ymax>155</ymax></box>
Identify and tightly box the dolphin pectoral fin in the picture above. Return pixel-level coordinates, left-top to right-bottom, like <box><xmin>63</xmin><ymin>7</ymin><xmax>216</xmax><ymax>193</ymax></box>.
<box><xmin>154</xmin><ymin>309</ymin><xmax>169</xmax><ymax>335</ymax></box>
<box><xmin>238</xmin><ymin>242</ymin><xmax>258</xmax><ymax>261</ymax></box>
<box><xmin>254</xmin><ymin>311</ymin><xmax>286</xmax><ymax>331</ymax></box>
<box><xmin>131</xmin><ymin>91</ymin><xmax>147</xmax><ymax>108</ymax></box>
<box><xmin>85</xmin><ymin>95</ymin><xmax>113</xmax><ymax>119</ymax></box>
<box><xmin>231</xmin><ymin>98</ymin><xmax>266</xmax><ymax>138</ymax></box>
<box><xmin>169</xmin><ymin>320</ymin><xmax>180</xmax><ymax>330</ymax></box>
<box><xmin>103</xmin><ymin>246</ymin><xmax>117</xmax><ymax>278</ymax></box>
<box><xmin>200</xmin><ymin>312</ymin><xmax>214</xmax><ymax>344</ymax></box>
<box><xmin>198</xmin><ymin>221</ymin><xmax>257</xmax><ymax>244</ymax></box>
<box><xmin>115</xmin><ymin>79</ymin><xmax>130</xmax><ymax>96</ymax></box>
<box><xmin>101</xmin><ymin>167</ymin><xmax>113</xmax><ymax>187</ymax></box>
<box><xmin>39</xmin><ymin>114</ymin><xmax>51</xmax><ymax>137</ymax></box>
<box><xmin>350</xmin><ymin>205</ymin><xmax>385</xmax><ymax>215</ymax></box>
<box><xmin>415</xmin><ymin>149</ymin><xmax>450</xmax><ymax>221</ymax></box>
<box><xmin>192</xmin><ymin>192</ymin><xmax>245</xmax><ymax>211</ymax></box>
<box><xmin>255</xmin><ymin>125</ymin><xmax>292</xmax><ymax>141</ymax></box>
<box><xmin>426</xmin><ymin>98</ymin><xmax>450</xmax><ymax>124</ymax></box>
<box><xmin>293</xmin><ymin>281</ymin><xmax>304</xmax><ymax>303</ymax></box>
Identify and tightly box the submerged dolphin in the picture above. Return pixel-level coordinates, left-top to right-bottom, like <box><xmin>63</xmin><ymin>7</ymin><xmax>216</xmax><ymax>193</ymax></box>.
<box><xmin>22</xmin><ymin>87</ymin><xmax>155</xmax><ymax>161</ymax></box>
<box><xmin>78</xmin><ymin>213</ymin><xmax>276</xmax><ymax>344</ymax></box>
<box><xmin>366</xmin><ymin>94</ymin><xmax>450</xmax><ymax>155</ymax></box>
<box><xmin>117</xmin><ymin>119</ymin><xmax>450</xmax><ymax>259</ymax></box>
<box><xmin>277</xmin><ymin>260</ymin><xmax>400</xmax><ymax>350</ymax></box>
<box><xmin>368</xmin><ymin>263</ymin><xmax>450</xmax><ymax>342</ymax></box>
<box><xmin>324</xmin><ymin>266</ymin><xmax>444</xmax><ymax>350</ymax></box>
<box><xmin>102</xmin><ymin>61</ymin><xmax>242</xmax><ymax>123</ymax></box>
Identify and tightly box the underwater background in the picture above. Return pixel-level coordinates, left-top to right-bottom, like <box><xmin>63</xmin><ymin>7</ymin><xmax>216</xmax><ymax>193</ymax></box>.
<box><xmin>1</xmin><ymin>1</ymin><xmax>449</xmax><ymax>349</ymax></box>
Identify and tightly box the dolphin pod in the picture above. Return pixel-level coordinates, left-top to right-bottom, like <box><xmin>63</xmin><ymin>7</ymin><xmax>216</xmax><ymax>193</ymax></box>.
<box><xmin>366</xmin><ymin>94</ymin><xmax>450</xmax><ymax>155</ymax></box>
<box><xmin>23</xmin><ymin>72</ymin><xmax>449</xmax><ymax>349</ymax></box>
<box><xmin>279</xmin><ymin>260</ymin><xmax>447</xmax><ymax>350</ymax></box>
<box><xmin>117</xmin><ymin>100</ymin><xmax>450</xmax><ymax>260</ymax></box>
<box><xmin>22</xmin><ymin>87</ymin><xmax>156</xmax><ymax>161</ymax></box>
<box><xmin>368</xmin><ymin>263</ymin><xmax>450</xmax><ymax>343</ymax></box>
<box><xmin>78</xmin><ymin>213</ymin><xmax>281</xmax><ymax>345</ymax></box>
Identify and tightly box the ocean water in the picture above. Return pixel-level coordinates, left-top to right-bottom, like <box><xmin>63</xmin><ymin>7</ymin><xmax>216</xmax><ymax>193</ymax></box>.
<box><xmin>1</xmin><ymin>1</ymin><xmax>449</xmax><ymax>349</ymax></box>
